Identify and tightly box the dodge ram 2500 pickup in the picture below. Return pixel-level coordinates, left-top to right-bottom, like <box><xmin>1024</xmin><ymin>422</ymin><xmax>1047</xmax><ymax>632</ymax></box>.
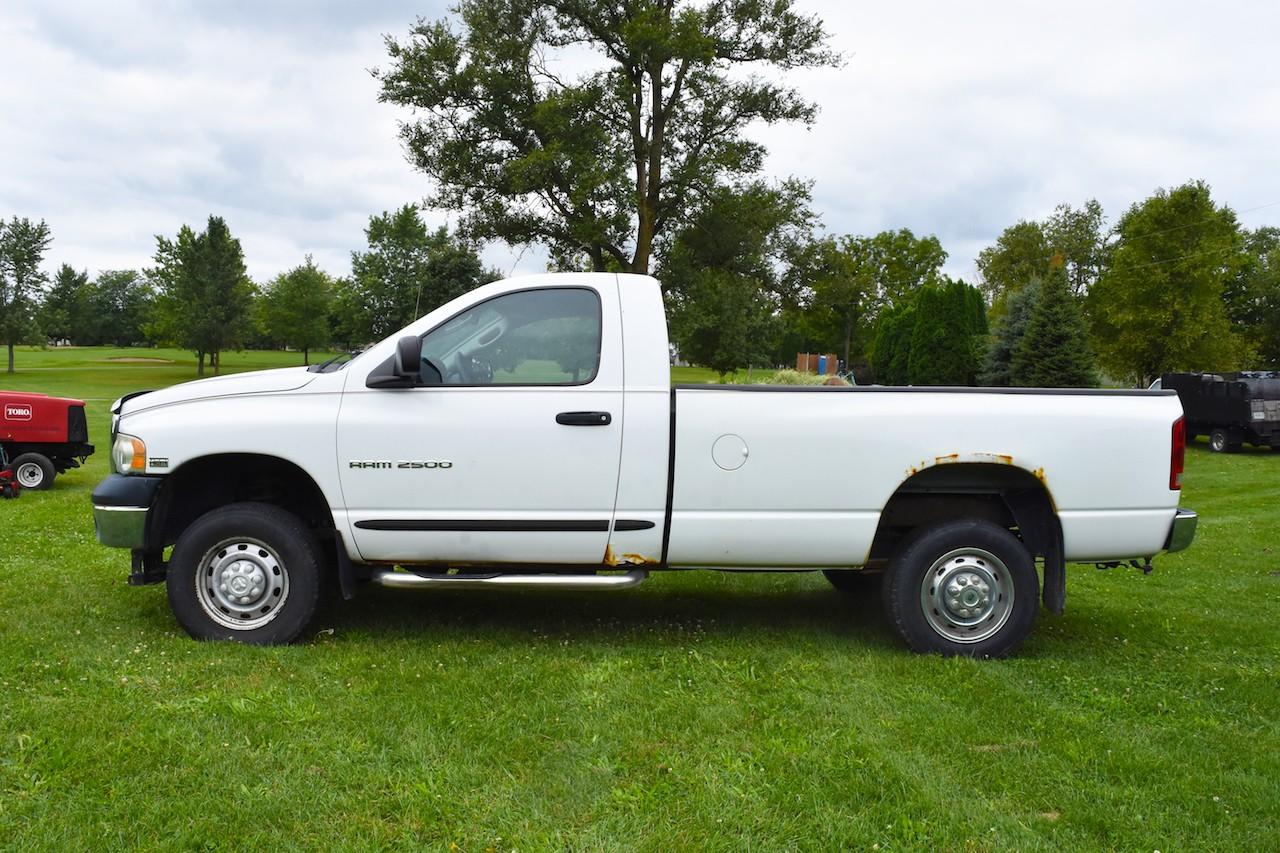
<box><xmin>91</xmin><ymin>273</ymin><xmax>1197</xmax><ymax>657</ymax></box>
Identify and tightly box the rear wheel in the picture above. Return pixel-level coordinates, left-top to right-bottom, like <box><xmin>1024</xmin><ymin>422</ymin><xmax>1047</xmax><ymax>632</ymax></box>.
<box><xmin>883</xmin><ymin>519</ymin><xmax>1038</xmax><ymax>658</ymax></box>
<box><xmin>167</xmin><ymin>502</ymin><xmax>322</xmax><ymax>644</ymax></box>
<box><xmin>11</xmin><ymin>453</ymin><xmax>55</xmax><ymax>490</ymax></box>
<box><xmin>1208</xmin><ymin>429</ymin><xmax>1240</xmax><ymax>453</ymax></box>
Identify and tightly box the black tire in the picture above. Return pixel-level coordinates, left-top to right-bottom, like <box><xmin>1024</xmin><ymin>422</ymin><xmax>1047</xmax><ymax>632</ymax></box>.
<box><xmin>1208</xmin><ymin>429</ymin><xmax>1240</xmax><ymax>453</ymax></box>
<box><xmin>11</xmin><ymin>453</ymin><xmax>55</xmax><ymax>490</ymax></box>
<box><xmin>823</xmin><ymin>569</ymin><xmax>883</xmax><ymax>595</ymax></box>
<box><xmin>882</xmin><ymin>519</ymin><xmax>1039</xmax><ymax>658</ymax></box>
<box><xmin>167</xmin><ymin>502</ymin><xmax>322</xmax><ymax>644</ymax></box>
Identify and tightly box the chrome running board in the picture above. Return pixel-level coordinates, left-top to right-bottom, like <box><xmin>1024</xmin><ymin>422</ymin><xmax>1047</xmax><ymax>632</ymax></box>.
<box><xmin>369</xmin><ymin>568</ymin><xmax>648</xmax><ymax>591</ymax></box>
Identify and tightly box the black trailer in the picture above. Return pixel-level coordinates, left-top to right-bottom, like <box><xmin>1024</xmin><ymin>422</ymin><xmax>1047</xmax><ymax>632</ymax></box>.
<box><xmin>1161</xmin><ymin>372</ymin><xmax>1280</xmax><ymax>452</ymax></box>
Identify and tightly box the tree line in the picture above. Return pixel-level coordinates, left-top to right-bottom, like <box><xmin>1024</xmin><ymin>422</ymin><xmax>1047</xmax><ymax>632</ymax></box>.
<box><xmin>0</xmin><ymin>206</ymin><xmax>497</xmax><ymax>375</ymax></box>
<box><xmin>5</xmin><ymin>0</ymin><xmax>1278</xmax><ymax>383</ymax></box>
<box><xmin>369</xmin><ymin>0</ymin><xmax>1278</xmax><ymax>385</ymax></box>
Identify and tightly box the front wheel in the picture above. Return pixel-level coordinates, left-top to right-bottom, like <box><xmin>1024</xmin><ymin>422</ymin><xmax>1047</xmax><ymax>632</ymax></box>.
<box><xmin>167</xmin><ymin>502</ymin><xmax>323</xmax><ymax>644</ymax></box>
<box><xmin>883</xmin><ymin>519</ymin><xmax>1039</xmax><ymax>658</ymax></box>
<box><xmin>11</xmin><ymin>453</ymin><xmax>55</xmax><ymax>490</ymax></box>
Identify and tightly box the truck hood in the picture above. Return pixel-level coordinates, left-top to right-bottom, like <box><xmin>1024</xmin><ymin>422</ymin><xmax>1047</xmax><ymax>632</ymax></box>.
<box><xmin>118</xmin><ymin>367</ymin><xmax>317</xmax><ymax>414</ymax></box>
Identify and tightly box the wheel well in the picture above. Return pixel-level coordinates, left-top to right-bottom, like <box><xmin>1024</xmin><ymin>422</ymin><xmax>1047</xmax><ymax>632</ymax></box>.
<box><xmin>869</xmin><ymin>463</ymin><xmax>1066</xmax><ymax>613</ymax></box>
<box><xmin>149</xmin><ymin>454</ymin><xmax>335</xmax><ymax>549</ymax></box>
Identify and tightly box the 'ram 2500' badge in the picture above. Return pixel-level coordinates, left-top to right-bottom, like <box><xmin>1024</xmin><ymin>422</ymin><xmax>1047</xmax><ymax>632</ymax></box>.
<box><xmin>348</xmin><ymin>460</ymin><xmax>453</xmax><ymax>469</ymax></box>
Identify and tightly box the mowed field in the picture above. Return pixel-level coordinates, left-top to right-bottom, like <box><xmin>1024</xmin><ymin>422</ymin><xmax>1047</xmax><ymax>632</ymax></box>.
<box><xmin>1</xmin><ymin>346</ymin><xmax>1277</xmax><ymax>850</ymax></box>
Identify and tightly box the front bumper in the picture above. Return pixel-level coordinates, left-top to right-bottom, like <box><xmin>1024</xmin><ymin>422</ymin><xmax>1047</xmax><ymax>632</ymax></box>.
<box><xmin>92</xmin><ymin>505</ymin><xmax>149</xmax><ymax>548</ymax></box>
<box><xmin>91</xmin><ymin>474</ymin><xmax>164</xmax><ymax>549</ymax></box>
<box><xmin>1163</xmin><ymin>508</ymin><xmax>1198</xmax><ymax>554</ymax></box>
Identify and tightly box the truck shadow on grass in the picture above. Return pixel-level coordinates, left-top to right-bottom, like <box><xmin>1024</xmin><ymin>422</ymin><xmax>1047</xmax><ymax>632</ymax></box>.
<box><xmin>316</xmin><ymin>576</ymin><xmax>901</xmax><ymax>649</ymax></box>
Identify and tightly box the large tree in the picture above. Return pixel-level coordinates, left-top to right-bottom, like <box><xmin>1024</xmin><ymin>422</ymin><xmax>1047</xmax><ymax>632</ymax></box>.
<box><xmin>786</xmin><ymin>227</ymin><xmax>946</xmax><ymax>367</ymax></box>
<box><xmin>343</xmin><ymin>206</ymin><xmax>495</xmax><ymax>343</ymax></box>
<box><xmin>376</xmin><ymin>0</ymin><xmax>838</xmax><ymax>273</ymax></box>
<box><xmin>0</xmin><ymin>216</ymin><xmax>52</xmax><ymax>373</ymax></box>
<box><xmin>977</xmin><ymin>220</ymin><xmax>1048</xmax><ymax>318</ymax></box>
<box><xmin>150</xmin><ymin>216</ymin><xmax>255</xmax><ymax>375</ymax></box>
<box><xmin>978</xmin><ymin>199</ymin><xmax>1105</xmax><ymax>317</ymax></box>
<box><xmin>260</xmin><ymin>257</ymin><xmax>334</xmax><ymax>364</ymax></box>
<box><xmin>1044</xmin><ymin>199</ymin><xmax>1107</xmax><ymax>297</ymax></box>
<box><xmin>40</xmin><ymin>263</ymin><xmax>89</xmax><ymax>345</ymax></box>
<box><xmin>1224</xmin><ymin>226</ymin><xmax>1280</xmax><ymax>366</ymax></box>
<box><xmin>90</xmin><ymin>270</ymin><xmax>154</xmax><ymax>347</ymax></box>
<box><xmin>1087</xmin><ymin>181</ymin><xmax>1247</xmax><ymax>385</ymax></box>
<box><xmin>661</xmin><ymin>180</ymin><xmax>810</xmax><ymax>377</ymax></box>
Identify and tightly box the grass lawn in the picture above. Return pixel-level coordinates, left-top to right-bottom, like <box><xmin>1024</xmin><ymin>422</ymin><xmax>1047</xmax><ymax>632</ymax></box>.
<box><xmin>1</xmin><ymin>347</ymin><xmax>1277</xmax><ymax>850</ymax></box>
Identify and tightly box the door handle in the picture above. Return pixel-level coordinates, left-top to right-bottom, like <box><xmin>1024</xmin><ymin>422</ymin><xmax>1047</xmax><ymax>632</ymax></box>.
<box><xmin>556</xmin><ymin>411</ymin><xmax>612</xmax><ymax>426</ymax></box>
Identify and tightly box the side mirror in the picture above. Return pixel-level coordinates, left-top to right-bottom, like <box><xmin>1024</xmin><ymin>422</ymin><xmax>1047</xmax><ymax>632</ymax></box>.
<box><xmin>393</xmin><ymin>336</ymin><xmax>421</xmax><ymax>383</ymax></box>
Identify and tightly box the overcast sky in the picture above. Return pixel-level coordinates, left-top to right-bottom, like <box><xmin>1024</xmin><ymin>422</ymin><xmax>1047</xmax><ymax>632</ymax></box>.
<box><xmin>2</xmin><ymin>1</ymin><xmax>1278</xmax><ymax>283</ymax></box>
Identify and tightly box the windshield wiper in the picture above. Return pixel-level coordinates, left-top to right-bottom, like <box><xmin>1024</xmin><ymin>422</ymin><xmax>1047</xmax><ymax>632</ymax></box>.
<box><xmin>307</xmin><ymin>351</ymin><xmax>359</xmax><ymax>373</ymax></box>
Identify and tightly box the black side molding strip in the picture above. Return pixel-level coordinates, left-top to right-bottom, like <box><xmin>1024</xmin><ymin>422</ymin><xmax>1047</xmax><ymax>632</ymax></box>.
<box><xmin>660</xmin><ymin>388</ymin><xmax>677</xmax><ymax>566</ymax></box>
<box><xmin>612</xmin><ymin>519</ymin><xmax>655</xmax><ymax>531</ymax></box>
<box><xmin>355</xmin><ymin>519</ymin><xmax>610</xmax><ymax>532</ymax></box>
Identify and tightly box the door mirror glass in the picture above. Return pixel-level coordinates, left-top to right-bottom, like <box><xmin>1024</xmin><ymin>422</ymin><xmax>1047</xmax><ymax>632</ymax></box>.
<box><xmin>394</xmin><ymin>336</ymin><xmax>422</xmax><ymax>383</ymax></box>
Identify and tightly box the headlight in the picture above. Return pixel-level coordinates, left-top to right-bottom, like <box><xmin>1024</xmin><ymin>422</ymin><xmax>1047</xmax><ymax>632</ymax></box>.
<box><xmin>112</xmin><ymin>433</ymin><xmax>146</xmax><ymax>474</ymax></box>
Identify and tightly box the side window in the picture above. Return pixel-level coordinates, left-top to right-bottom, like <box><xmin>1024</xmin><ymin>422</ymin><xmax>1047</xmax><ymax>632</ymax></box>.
<box><xmin>420</xmin><ymin>288</ymin><xmax>602</xmax><ymax>386</ymax></box>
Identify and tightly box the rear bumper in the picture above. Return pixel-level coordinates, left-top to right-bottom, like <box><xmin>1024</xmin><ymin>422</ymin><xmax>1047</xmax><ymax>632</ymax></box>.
<box><xmin>91</xmin><ymin>474</ymin><xmax>164</xmax><ymax>549</ymax></box>
<box><xmin>1164</xmin><ymin>508</ymin><xmax>1198</xmax><ymax>553</ymax></box>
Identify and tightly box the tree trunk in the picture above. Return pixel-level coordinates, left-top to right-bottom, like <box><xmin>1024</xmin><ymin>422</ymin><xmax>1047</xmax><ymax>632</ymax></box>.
<box><xmin>213</xmin><ymin>351</ymin><xmax>220</xmax><ymax>375</ymax></box>
<box><xmin>6</xmin><ymin>342</ymin><xmax>13</xmax><ymax>374</ymax></box>
<box><xmin>631</xmin><ymin>201</ymin><xmax>655</xmax><ymax>275</ymax></box>
<box><xmin>197</xmin><ymin>350</ymin><xmax>205</xmax><ymax>377</ymax></box>
<box><xmin>303</xmin><ymin>347</ymin><xmax>309</xmax><ymax>366</ymax></box>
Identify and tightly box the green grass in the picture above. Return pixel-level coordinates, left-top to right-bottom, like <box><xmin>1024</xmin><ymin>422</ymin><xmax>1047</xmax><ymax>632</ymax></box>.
<box><xmin>1</xmin><ymin>347</ymin><xmax>1277</xmax><ymax>850</ymax></box>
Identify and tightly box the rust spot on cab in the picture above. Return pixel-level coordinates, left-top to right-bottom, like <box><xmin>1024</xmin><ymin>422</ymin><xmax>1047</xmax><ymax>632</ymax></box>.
<box><xmin>603</xmin><ymin>545</ymin><xmax>657</xmax><ymax>566</ymax></box>
<box><xmin>934</xmin><ymin>453</ymin><xmax>960</xmax><ymax>465</ymax></box>
<box><xmin>1032</xmin><ymin>467</ymin><xmax>1046</xmax><ymax>483</ymax></box>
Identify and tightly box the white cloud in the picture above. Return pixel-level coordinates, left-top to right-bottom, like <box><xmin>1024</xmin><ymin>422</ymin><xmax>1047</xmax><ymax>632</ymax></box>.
<box><xmin>1</xmin><ymin>1</ymin><xmax>1278</xmax><ymax>285</ymax></box>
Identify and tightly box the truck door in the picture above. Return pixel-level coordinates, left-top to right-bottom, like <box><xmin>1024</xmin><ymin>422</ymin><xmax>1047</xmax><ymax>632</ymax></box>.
<box><xmin>336</xmin><ymin>280</ymin><xmax>624</xmax><ymax>565</ymax></box>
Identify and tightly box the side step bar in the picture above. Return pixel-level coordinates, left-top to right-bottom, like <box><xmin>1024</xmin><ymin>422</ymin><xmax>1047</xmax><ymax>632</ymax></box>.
<box><xmin>369</xmin><ymin>568</ymin><xmax>648</xmax><ymax>591</ymax></box>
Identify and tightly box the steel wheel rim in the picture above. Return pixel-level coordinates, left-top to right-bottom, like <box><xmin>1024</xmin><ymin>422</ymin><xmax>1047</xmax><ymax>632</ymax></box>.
<box><xmin>1211</xmin><ymin>433</ymin><xmax>1224</xmax><ymax>451</ymax></box>
<box><xmin>195</xmin><ymin>537</ymin><xmax>290</xmax><ymax>630</ymax></box>
<box><xmin>919</xmin><ymin>547</ymin><xmax>1014</xmax><ymax>644</ymax></box>
<box><xmin>15</xmin><ymin>462</ymin><xmax>43</xmax><ymax>488</ymax></box>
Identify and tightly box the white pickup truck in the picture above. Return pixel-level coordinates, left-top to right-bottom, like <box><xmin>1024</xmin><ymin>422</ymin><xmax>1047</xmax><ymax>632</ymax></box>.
<box><xmin>92</xmin><ymin>273</ymin><xmax>1197</xmax><ymax>657</ymax></box>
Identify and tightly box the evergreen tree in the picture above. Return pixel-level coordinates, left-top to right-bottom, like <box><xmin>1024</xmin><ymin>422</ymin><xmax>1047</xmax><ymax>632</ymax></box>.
<box><xmin>871</xmin><ymin>304</ymin><xmax>916</xmax><ymax>385</ymax></box>
<box><xmin>980</xmin><ymin>278</ymin><xmax>1040</xmax><ymax>386</ymax></box>
<box><xmin>1012</xmin><ymin>268</ymin><xmax>1097</xmax><ymax>387</ymax></box>
<box><xmin>907</xmin><ymin>281</ymin><xmax>983</xmax><ymax>385</ymax></box>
